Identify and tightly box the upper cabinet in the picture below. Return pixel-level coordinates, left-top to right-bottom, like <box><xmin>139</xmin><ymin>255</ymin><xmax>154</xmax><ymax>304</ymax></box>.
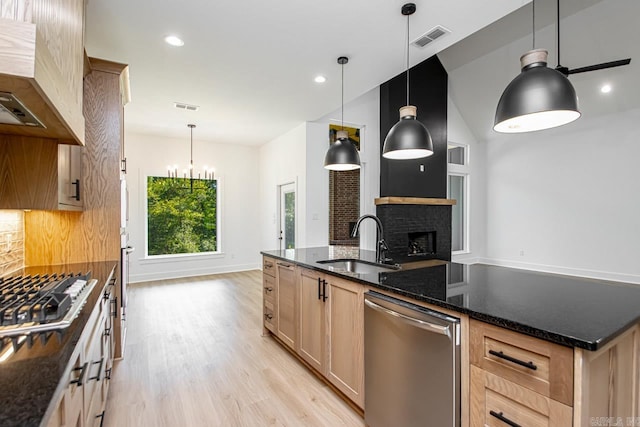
<box><xmin>0</xmin><ymin>0</ymin><xmax>86</xmax><ymax>145</ymax></box>
<box><xmin>0</xmin><ymin>135</ymin><xmax>83</xmax><ymax>211</ymax></box>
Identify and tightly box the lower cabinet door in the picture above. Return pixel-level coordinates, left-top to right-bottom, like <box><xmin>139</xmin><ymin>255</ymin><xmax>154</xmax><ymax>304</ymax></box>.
<box><xmin>298</xmin><ymin>269</ymin><xmax>325</xmax><ymax>373</ymax></box>
<box><xmin>325</xmin><ymin>277</ymin><xmax>364</xmax><ymax>408</ymax></box>
<box><xmin>276</xmin><ymin>262</ymin><xmax>297</xmax><ymax>349</ymax></box>
<box><xmin>470</xmin><ymin>365</ymin><xmax>572</xmax><ymax>427</ymax></box>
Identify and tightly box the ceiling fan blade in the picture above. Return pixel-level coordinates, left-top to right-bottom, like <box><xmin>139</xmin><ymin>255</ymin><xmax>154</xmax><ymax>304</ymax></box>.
<box><xmin>566</xmin><ymin>58</ymin><xmax>631</xmax><ymax>75</ymax></box>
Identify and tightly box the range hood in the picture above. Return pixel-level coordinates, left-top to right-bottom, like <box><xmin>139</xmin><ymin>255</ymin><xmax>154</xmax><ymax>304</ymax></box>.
<box><xmin>0</xmin><ymin>92</ymin><xmax>45</xmax><ymax>128</ymax></box>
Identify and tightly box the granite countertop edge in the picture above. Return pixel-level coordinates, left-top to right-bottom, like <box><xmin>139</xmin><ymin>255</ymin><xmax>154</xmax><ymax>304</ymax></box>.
<box><xmin>260</xmin><ymin>249</ymin><xmax>621</xmax><ymax>351</ymax></box>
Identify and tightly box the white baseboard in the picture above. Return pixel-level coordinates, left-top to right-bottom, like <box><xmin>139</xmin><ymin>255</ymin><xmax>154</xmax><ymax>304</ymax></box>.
<box><xmin>475</xmin><ymin>257</ymin><xmax>640</xmax><ymax>285</ymax></box>
<box><xmin>129</xmin><ymin>263</ymin><xmax>261</xmax><ymax>284</ymax></box>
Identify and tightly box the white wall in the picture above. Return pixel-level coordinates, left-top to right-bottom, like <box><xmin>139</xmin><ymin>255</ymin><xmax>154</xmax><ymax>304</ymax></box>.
<box><xmin>441</xmin><ymin>0</ymin><xmax>640</xmax><ymax>283</ymax></box>
<box><xmin>482</xmin><ymin>108</ymin><xmax>640</xmax><ymax>283</ymax></box>
<box><xmin>308</xmin><ymin>87</ymin><xmax>381</xmax><ymax>251</ymax></box>
<box><xmin>447</xmin><ymin>93</ymin><xmax>487</xmax><ymax>264</ymax></box>
<box><xmin>126</xmin><ymin>132</ymin><xmax>261</xmax><ymax>283</ymax></box>
<box><xmin>258</xmin><ymin>123</ymin><xmax>307</xmax><ymax>251</ymax></box>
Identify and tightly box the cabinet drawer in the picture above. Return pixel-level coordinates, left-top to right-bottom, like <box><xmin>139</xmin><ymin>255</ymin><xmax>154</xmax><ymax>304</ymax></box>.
<box><xmin>263</xmin><ymin>257</ymin><xmax>276</xmax><ymax>277</ymax></box>
<box><xmin>471</xmin><ymin>366</ymin><xmax>572</xmax><ymax>427</ymax></box>
<box><xmin>470</xmin><ymin>319</ymin><xmax>573</xmax><ymax>406</ymax></box>
<box><xmin>263</xmin><ymin>274</ymin><xmax>276</xmax><ymax>304</ymax></box>
<box><xmin>264</xmin><ymin>300</ymin><xmax>276</xmax><ymax>333</ymax></box>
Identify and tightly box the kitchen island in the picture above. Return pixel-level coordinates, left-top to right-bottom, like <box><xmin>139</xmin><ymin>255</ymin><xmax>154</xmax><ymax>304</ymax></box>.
<box><xmin>262</xmin><ymin>246</ymin><xmax>640</xmax><ymax>350</ymax></box>
<box><xmin>261</xmin><ymin>247</ymin><xmax>640</xmax><ymax>426</ymax></box>
<box><xmin>0</xmin><ymin>261</ymin><xmax>117</xmax><ymax>427</ymax></box>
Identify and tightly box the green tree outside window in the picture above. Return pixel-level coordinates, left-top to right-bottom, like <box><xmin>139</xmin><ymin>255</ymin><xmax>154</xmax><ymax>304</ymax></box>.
<box><xmin>147</xmin><ymin>177</ymin><xmax>218</xmax><ymax>255</ymax></box>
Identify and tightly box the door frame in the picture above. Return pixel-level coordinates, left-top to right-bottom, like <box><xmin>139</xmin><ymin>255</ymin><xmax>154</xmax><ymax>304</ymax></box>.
<box><xmin>277</xmin><ymin>180</ymin><xmax>298</xmax><ymax>250</ymax></box>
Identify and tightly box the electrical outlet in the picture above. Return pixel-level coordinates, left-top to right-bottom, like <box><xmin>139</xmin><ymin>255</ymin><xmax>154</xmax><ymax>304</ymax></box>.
<box><xmin>519</xmin><ymin>250</ymin><xmax>525</xmax><ymax>256</ymax></box>
<box><xmin>419</xmin><ymin>164</ymin><xmax>425</xmax><ymax>172</ymax></box>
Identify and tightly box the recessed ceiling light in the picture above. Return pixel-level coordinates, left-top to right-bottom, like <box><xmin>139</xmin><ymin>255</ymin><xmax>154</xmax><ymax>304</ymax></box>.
<box><xmin>314</xmin><ymin>75</ymin><xmax>326</xmax><ymax>84</ymax></box>
<box><xmin>600</xmin><ymin>84</ymin><xmax>612</xmax><ymax>94</ymax></box>
<box><xmin>164</xmin><ymin>36</ymin><xmax>184</xmax><ymax>47</ymax></box>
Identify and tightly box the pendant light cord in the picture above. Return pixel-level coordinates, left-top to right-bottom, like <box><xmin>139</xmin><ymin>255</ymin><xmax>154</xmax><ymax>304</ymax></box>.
<box><xmin>406</xmin><ymin>12</ymin><xmax>410</xmax><ymax>106</ymax></box>
<box><xmin>341</xmin><ymin>61</ymin><xmax>344</xmax><ymax>130</ymax></box>
<box><xmin>190</xmin><ymin>125</ymin><xmax>194</xmax><ymax>179</ymax></box>
<box><xmin>557</xmin><ymin>0</ymin><xmax>561</xmax><ymax>66</ymax></box>
<box><xmin>532</xmin><ymin>0</ymin><xmax>535</xmax><ymax>49</ymax></box>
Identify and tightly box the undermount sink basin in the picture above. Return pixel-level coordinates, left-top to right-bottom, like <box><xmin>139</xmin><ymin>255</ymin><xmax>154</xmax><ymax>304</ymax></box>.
<box><xmin>317</xmin><ymin>259</ymin><xmax>400</xmax><ymax>274</ymax></box>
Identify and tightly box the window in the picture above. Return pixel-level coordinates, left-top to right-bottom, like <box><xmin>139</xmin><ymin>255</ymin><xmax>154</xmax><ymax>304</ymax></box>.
<box><xmin>447</xmin><ymin>143</ymin><xmax>469</xmax><ymax>254</ymax></box>
<box><xmin>146</xmin><ymin>177</ymin><xmax>219</xmax><ymax>256</ymax></box>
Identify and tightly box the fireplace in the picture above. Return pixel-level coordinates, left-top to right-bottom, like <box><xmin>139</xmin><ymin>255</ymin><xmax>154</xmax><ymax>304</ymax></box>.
<box><xmin>408</xmin><ymin>231</ymin><xmax>436</xmax><ymax>256</ymax></box>
<box><xmin>376</xmin><ymin>197</ymin><xmax>455</xmax><ymax>263</ymax></box>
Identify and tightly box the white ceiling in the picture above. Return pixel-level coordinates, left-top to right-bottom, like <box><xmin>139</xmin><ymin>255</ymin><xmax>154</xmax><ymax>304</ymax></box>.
<box><xmin>439</xmin><ymin>0</ymin><xmax>639</xmax><ymax>142</ymax></box>
<box><xmin>84</xmin><ymin>0</ymin><xmax>528</xmax><ymax>146</ymax></box>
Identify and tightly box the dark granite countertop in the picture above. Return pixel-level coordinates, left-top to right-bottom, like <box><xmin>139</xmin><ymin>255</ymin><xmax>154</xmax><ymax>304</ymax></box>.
<box><xmin>0</xmin><ymin>261</ymin><xmax>117</xmax><ymax>427</ymax></box>
<box><xmin>261</xmin><ymin>247</ymin><xmax>640</xmax><ymax>351</ymax></box>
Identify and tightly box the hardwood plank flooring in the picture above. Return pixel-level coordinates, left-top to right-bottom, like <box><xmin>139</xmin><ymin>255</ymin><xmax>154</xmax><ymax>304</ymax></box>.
<box><xmin>104</xmin><ymin>270</ymin><xmax>365</xmax><ymax>427</ymax></box>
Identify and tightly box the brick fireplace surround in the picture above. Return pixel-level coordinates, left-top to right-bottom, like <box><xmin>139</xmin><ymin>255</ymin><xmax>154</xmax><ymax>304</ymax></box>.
<box><xmin>375</xmin><ymin>197</ymin><xmax>455</xmax><ymax>263</ymax></box>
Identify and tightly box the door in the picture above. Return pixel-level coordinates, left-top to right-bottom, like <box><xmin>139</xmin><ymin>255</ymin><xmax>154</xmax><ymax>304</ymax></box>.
<box><xmin>279</xmin><ymin>183</ymin><xmax>296</xmax><ymax>250</ymax></box>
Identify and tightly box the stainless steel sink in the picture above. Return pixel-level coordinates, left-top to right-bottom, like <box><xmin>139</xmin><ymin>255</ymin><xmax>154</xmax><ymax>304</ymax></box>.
<box><xmin>317</xmin><ymin>259</ymin><xmax>400</xmax><ymax>274</ymax></box>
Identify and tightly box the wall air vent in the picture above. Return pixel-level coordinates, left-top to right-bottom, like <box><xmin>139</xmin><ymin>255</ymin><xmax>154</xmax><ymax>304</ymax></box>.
<box><xmin>413</xmin><ymin>25</ymin><xmax>450</xmax><ymax>48</ymax></box>
<box><xmin>174</xmin><ymin>102</ymin><xmax>200</xmax><ymax>111</ymax></box>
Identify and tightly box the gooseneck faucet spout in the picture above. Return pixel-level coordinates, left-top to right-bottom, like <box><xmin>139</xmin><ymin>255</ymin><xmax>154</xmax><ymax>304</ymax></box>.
<box><xmin>351</xmin><ymin>214</ymin><xmax>389</xmax><ymax>264</ymax></box>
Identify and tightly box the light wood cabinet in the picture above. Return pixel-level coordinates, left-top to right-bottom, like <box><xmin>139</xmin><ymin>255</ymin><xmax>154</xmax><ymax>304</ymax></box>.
<box><xmin>44</xmin><ymin>269</ymin><xmax>116</xmax><ymax>427</ymax></box>
<box><xmin>275</xmin><ymin>261</ymin><xmax>297</xmax><ymax>350</ymax></box>
<box><xmin>0</xmin><ymin>0</ymin><xmax>86</xmax><ymax>144</ymax></box>
<box><xmin>325</xmin><ymin>276</ymin><xmax>365</xmax><ymax>408</ymax></box>
<box><xmin>470</xmin><ymin>319</ymin><xmax>574</xmax><ymax>426</ymax></box>
<box><xmin>298</xmin><ymin>268</ymin><xmax>326</xmax><ymax>373</ymax></box>
<box><xmin>470</xmin><ymin>319</ymin><xmax>640</xmax><ymax>427</ymax></box>
<box><xmin>263</xmin><ymin>269</ymin><xmax>277</xmax><ymax>334</ymax></box>
<box><xmin>262</xmin><ymin>256</ymin><xmax>640</xmax><ymax>424</ymax></box>
<box><xmin>470</xmin><ymin>365</ymin><xmax>573</xmax><ymax>427</ymax></box>
<box><xmin>0</xmin><ymin>136</ymin><xmax>83</xmax><ymax>210</ymax></box>
<box><xmin>58</xmin><ymin>144</ymin><xmax>83</xmax><ymax>209</ymax></box>
<box><xmin>264</xmin><ymin>261</ymin><xmax>365</xmax><ymax>409</ymax></box>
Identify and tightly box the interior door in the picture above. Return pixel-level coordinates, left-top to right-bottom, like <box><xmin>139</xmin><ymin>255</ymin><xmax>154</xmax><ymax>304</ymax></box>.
<box><xmin>279</xmin><ymin>183</ymin><xmax>296</xmax><ymax>249</ymax></box>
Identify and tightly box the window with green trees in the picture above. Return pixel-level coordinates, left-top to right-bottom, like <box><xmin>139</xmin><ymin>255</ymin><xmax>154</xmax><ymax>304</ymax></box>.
<box><xmin>147</xmin><ymin>177</ymin><xmax>218</xmax><ymax>256</ymax></box>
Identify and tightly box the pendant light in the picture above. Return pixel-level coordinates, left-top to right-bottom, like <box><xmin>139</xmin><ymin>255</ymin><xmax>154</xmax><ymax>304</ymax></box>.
<box><xmin>382</xmin><ymin>3</ymin><xmax>433</xmax><ymax>160</ymax></box>
<box><xmin>494</xmin><ymin>0</ymin><xmax>580</xmax><ymax>133</ymax></box>
<box><xmin>324</xmin><ymin>56</ymin><xmax>361</xmax><ymax>171</ymax></box>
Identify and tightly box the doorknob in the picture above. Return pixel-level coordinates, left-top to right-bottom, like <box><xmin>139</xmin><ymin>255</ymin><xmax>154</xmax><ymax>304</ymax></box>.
<box><xmin>278</xmin><ymin>230</ymin><xmax>283</xmax><ymax>240</ymax></box>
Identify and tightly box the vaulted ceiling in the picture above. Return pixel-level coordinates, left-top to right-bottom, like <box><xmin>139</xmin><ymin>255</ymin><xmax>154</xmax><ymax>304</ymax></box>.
<box><xmin>439</xmin><ymin>0</ymin><xmax>638</xmax><ymax>142</ymax></box>
<box><xmin>85</xmin><ymin>0</ymin><xmax>528</xmax><ymax>146</ymax></box>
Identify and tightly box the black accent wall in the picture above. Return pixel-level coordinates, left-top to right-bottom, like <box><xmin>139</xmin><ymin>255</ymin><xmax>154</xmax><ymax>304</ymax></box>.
<box><xmin>380</xmin><ymin>55</ymin><xmax>448</xmax><ymax>198</ymax></box>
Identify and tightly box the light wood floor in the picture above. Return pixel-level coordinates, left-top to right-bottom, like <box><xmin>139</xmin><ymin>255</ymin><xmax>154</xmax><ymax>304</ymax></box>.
<box><xmin>104</xmin><ymin>270</ymin><xmax>365</xmax><ymax>427</ymax></box>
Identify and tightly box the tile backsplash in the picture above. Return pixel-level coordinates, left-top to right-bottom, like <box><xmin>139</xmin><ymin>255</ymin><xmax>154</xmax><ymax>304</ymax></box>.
<box><xmin>0</xmin><ymin>210</ymin><xmax>25</xmax><ymax>276</ymax></box>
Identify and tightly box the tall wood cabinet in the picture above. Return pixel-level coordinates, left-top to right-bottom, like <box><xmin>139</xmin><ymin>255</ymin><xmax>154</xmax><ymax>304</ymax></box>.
<box><xmin>24</xmin><ymin>58</ymin><xmax>129</xmax><ymax>359</ymax></box>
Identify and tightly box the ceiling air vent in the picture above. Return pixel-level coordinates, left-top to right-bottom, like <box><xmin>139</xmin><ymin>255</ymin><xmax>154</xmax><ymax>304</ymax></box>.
<box><xmin>174</xmin><ymin>102</ymin><xmax>200</xmax><ymax>111</ymax></box>
<box><xmin>413</xmin><ymin>25</ymin><xmax>450</xmax><ymax>48</ymax></box>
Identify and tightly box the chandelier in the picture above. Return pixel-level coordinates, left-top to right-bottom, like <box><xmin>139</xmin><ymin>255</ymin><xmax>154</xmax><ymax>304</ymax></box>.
<box><xmin>167</xmin><ymin>124</ymin><xmax>215</xmax><ymax>181</ymax></box>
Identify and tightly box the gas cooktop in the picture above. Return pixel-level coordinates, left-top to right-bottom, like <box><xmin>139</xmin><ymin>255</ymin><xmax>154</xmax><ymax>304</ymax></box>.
<box><xmin>0</xmin><ymin>272</ymin><xmax>97</xmax><ymax>339</ymax></box>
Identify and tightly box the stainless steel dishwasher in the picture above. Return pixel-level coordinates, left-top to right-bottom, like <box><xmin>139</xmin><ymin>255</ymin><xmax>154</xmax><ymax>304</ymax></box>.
<box><xmin>364</xmin><ymin>291</ymin><xmax>461</xmax><ymax>427</ymax></box>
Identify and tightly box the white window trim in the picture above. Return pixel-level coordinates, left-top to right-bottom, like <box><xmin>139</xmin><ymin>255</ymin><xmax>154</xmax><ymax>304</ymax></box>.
<box><xmin>143</xmin><ymin>175</ymin><xmax>223</xmax><ymax>259</ymax></box>
<box><xmin>447</xmin><ymin>141</ymin><xmax>470</xmax><ymax>255</ymax></box>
